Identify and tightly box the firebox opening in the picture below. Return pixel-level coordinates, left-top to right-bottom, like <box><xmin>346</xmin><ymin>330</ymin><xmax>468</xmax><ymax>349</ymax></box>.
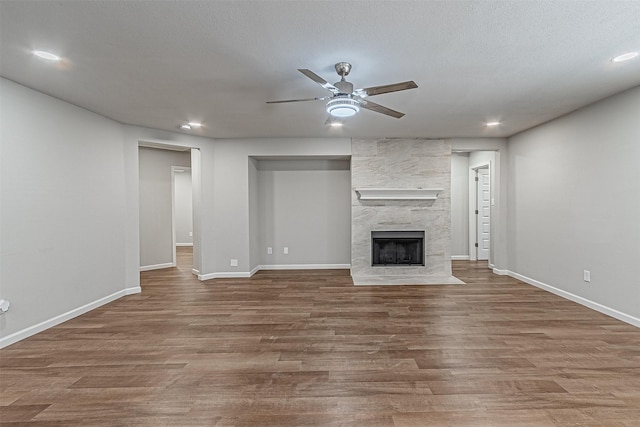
<box><xmin>371</xmin><ymin>231</ymin><xmax>425</xmax><ymax>266</ymax></box>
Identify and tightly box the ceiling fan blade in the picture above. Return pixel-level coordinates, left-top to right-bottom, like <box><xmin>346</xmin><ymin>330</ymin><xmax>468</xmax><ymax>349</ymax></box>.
<box><xmin>360</xmin><ymin>100</ymin><xmax>405</xmax><ymax>118</ymax></box>
<box><xmin>298</xmin><ymin>69</ymin><xmax>340</xmax><ymax>94</ymax></box>
<box><xmin>266</xmin><ymin>96</ymin><xmax>329</xmax><ymax>104</ymax></box>
<box><xmin>358</xmin><ymin>81</ymin><xmax>418</xmax><ymax>97</ymax></box>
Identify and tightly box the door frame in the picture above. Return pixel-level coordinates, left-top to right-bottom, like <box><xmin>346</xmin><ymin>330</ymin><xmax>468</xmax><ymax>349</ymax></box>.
<box><xmin>137</xmin><ymin>141</ymin><xmax>200</xmax><ymax>276</ymax></box>
<box><xmin>468</xmin><ymin>161</ymin><xmax>491</xmax><ymax>263</ymax></box>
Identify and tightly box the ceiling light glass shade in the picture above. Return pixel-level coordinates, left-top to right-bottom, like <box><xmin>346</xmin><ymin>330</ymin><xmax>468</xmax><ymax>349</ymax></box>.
<box><xmin>179</xmin><ymin>124</ymin><xmax>192</xmax><ymax>130</ymax></box>
<box><xmin>326</xmin><ymin>98</ymin><xmax>360</xmax><ymax>117</ymax></box>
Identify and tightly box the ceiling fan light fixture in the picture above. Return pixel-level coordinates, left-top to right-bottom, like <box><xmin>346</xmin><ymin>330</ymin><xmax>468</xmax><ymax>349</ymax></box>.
<box><xmin>326</xmin><ymin>98</ymin><xmax>359</xmax><ymax>117</ymax></box>
<box><xmin>267</xmin><ymin>62</ymin><xmax>415</xmax><ymax>121</ymax></box>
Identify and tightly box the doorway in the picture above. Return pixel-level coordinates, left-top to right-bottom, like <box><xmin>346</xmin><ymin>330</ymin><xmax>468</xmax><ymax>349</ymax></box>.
<box><xmin>474</xmin><ymin>166</ymin><xmax>490</xmax><ymax>261</ymax></box>
<box><xmin>468</xmin><ymin>159</ymin><xmax>492</xmax><ymax>264</ymax></box>
<box><xmin>172</xmin><ymin>166</ymin><xmax>193</xmax><ymax>270</ymax></box>
<box><xmin>138</xmin><ymin>145</ymin><xmax>196</xmax><ymax>273</ymax></box>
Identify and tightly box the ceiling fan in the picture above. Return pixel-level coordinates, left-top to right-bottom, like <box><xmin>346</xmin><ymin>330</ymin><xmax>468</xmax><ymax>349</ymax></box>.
<box><xmin>266</xmin><ymin>62</ymin><xmax>418</xmax><ymax>122</ymax></box>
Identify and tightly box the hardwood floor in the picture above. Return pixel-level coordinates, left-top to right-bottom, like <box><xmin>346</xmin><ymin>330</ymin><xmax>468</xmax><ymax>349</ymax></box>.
<box><xmin>2</xmin><ymin>247</ymin><xmax>639</xmax><ymax>426</ymax></box>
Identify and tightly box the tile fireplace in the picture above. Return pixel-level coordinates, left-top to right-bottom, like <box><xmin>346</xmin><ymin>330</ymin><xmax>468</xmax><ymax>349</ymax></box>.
<box><xmin>351</xmin><ymin>138</ymin><xmax>462</xmax><ymax>285</ymax></box>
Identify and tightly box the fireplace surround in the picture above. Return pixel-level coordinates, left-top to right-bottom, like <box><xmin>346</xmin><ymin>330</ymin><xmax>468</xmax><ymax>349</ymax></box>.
<box><xmin>351</xmin><ymin>138</ymin><xmax>462</xmax><ymax>285</ymax></box>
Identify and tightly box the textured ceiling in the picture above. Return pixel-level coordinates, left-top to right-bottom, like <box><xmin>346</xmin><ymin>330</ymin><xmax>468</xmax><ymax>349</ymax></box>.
<box><xmin>1</xmin><ymin>1</ymin><xmax>639</xmax><ymax>139</ymax></box>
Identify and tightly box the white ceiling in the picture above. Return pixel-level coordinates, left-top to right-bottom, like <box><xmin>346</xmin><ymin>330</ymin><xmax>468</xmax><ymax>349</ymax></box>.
<box><xmin>1</xmin><ymin>1</ymin><xmax>639</xmax><ymax>139</ymax></box>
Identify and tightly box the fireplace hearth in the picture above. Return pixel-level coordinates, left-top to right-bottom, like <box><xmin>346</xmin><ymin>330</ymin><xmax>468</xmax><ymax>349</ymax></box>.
<box><xmin>371</xmin><ymin>231</ymin><xmax>425</xmax><ymax>266</ymax></box>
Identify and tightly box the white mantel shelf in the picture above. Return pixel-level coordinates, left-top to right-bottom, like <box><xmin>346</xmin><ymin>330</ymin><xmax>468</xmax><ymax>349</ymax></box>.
<box><xmin>355</xmin><ymin>188</ymin><xmax>444</xmax><ymax>201</ymax></box>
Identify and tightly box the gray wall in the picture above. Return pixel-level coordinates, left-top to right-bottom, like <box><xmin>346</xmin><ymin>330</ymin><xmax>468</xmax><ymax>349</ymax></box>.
<box><xmin>469</xmin><ymin>150</ymin><xmax>496</xmax><ymax>169</ymax></box>
<box><xmin>138</xmin><ymin>147</ymin><xmax>190</xmax><ymax>268</ymax></box>
<box><xmin>174</xmin><ymin>168</ymin><xmax>193</xmax><ymax>245</ymax></box>
<box><xmin>190</xmin><ymin>149</ymin><xmax>203</xmax><ymax>275</ymax></box>
<box><xmin>450</xmin><ymin>152</ymin><xmax>470</xmax><ymax>257</ymax></box>
<box><xmin>0</xmin><ymin>78</ymin><xmax>130</xmax><ymax>343</ymax></box>
<box><xmin>257</xmin><ymin>159</ymin><xmax>351</xmax><ymax>267</ymax></box>
<box><xmin>507</xmin><ymin>86</ymin><xmax>640</xmax><ymax>320</ymax></box>
<box><xmin>248</xmin><ymin>158</ymin><xmax>260</xmax><ymax>272</ymax></box>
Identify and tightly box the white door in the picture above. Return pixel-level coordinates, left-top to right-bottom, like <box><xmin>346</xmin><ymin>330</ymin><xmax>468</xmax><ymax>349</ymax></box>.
<box><xmin>476</xmin><ymin>168</ymin><xmax>490</xmax><ymax>260</ymax></box>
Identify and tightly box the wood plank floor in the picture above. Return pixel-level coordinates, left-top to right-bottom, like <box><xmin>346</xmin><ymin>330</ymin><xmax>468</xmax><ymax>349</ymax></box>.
<box><xmin>1</xmin><ymin>247</ymin><xmax>639</xmax><ymax>426</ymax></box>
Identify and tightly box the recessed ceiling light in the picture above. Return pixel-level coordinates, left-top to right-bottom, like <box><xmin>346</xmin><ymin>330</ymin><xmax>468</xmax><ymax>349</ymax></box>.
<box><xmin>32</xmin><ymin>50</ymin><xmax>61</xmax><ymax>61</ymax></box>
<box><xmin>187</xmin><ymin>122</ymin><xmax>202</xmax><ymax>128</ymax></box>
<box><xmin>179</xmin><ymin>124</ymin><xmax>192</xmax><ymax>130</ymax></box>
<box><xmin>486</xmin><ymin>121</ymin><xmax>501</xmax><ymax>127</ymax></box>
<box><xmin>612</xmin><ymin>52</ymin><xmax>638</xmax><ymax>62</ymax></box>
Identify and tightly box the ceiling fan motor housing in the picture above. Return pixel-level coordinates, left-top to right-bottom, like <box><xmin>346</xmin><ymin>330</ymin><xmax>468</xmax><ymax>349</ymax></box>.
<box><xmin>334</xmin><ymin>80</ymin><xmax>354</xmax><ymax>94</ymax></box>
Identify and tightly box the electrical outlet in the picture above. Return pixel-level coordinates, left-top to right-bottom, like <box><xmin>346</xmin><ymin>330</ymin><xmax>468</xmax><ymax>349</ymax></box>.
<box><xmin>267</xmin><ymin>247</ymin><xmax>273</xmax><ymax>255</ymax></box>
<box><xmin>0</xmin><ymin>299</ymin><xmax>10</xmax><ymax>314</ymax></box>
<box><xmin>189</xmin><ymin>231</ymin><xmax>193</xmax><ymax>237</ymax></box>
<box><xmin>230</xmin><ymin>259</ymin><xmax>238</xmax><ymax>267</ymax></box>
<box><xmin>583</xmin><ymin>270</ymin><xmax>591</xmax><ymax>282</ymax></box>
<box><xmin>283</xmin><ymin>247</ymin><xmax>289</xmax><ymax>255</ymax></box>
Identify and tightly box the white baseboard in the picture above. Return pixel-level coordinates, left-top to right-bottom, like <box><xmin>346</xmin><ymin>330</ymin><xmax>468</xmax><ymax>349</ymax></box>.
<box><xmin>176</xmin><ymin>243</ymin><xmax>193</xmax><ymax>247</ymax></box>
<box><xmin>259</xmin><ymin>264</ymin><xmax>351</xmax><ymax>270</ymax></box>
<box><xmin>140</xmin><ymin>262</ymin><xmax>174</xmax><ymax>272</ymax></box>
<box><xmin>197</xmin><ymin>264</ymin><xmax>351</xmax><ymax>282</ymax></box>
<box><xmin>198</xmin><ymin>271</ymin><xmax>252</xmax><ymax>280</ymax></box>
<box><xmin>492</xmin><ymin>268</ymin><xmax>509</xmax><ymax>275</ymax></box>
<box><xmin>0</xmin><ymin>286</ymin><xmax>142</xmax><ymax>349</ymax></box>
<box><xmin>451</xmin><ymin>255</ymin><xmax>470</xmax><ymax>260</ymax></box>
<box><xmin>249</xmin><ymin>265</ymin><xmax>261</xmax><ymax>277</ymax></box>
<box><xmin>508</xmin><ymin>270</ymin><xmax>640</xmax><ymax>328</ymax></box>
<box><xmin>191</xmin><ymin>268</ymin><xmax>200</xmax><ymax>275</ymax></box>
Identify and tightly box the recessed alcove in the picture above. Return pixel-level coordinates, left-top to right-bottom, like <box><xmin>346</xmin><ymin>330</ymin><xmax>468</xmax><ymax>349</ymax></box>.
<box><xmin>249</xmin><ymin>156</ymin><xmax>352</xmax><ymax>270</ymax></box>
